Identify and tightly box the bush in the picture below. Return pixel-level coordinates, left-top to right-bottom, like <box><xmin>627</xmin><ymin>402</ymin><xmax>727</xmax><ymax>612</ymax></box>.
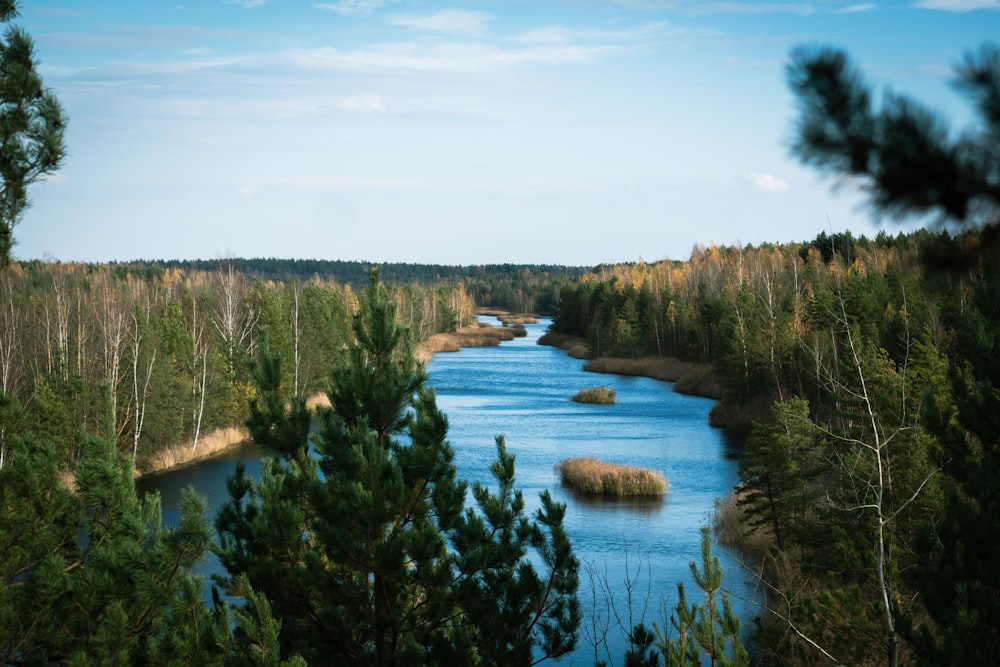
<box><xmin>556</xmin><ymin>457</ymin><xmax>668</xmax><ymax>497</ymax></box>
<box><xmin>571</xmin><ymin>386</ymin><xmax>615</xmax><ymax>404</ymax></box>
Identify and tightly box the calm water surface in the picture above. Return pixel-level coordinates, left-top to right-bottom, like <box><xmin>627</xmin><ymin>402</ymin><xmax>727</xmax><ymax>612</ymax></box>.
<box><xmin>139</xmin><ymin>317</ymin><xmax>754</xmax><ymax>666</ymax></box>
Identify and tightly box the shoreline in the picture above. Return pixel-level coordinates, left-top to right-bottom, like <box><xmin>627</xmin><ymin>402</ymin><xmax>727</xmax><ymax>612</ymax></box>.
<box><xmin>536</xmin><ymin>332</ymin><xmax>721</xmax><ymax>400</ymax></box>
<box><xmin>136</xmin><ymin>316</ymin><xmax>524</xmax><ymax>479</ymax></box>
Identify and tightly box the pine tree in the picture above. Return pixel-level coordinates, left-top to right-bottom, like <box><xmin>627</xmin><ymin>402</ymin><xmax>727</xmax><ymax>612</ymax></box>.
<box><xmin>789</xmin><ymin>41</ymin><xmax>1000</xmax><ymax>665</ymax></box>
<box><xmin>0</xmin><ymin>0</ymin><xmax>67</xmax><ymax>267</ymax></box>
<box><xmin>215</xmin><ymin>269</ymin><xmax>580</xmax><ymax>666</ymax></box>
<box><xmin>654</xmin><ymin>527</ymin><xmax>748</xmax><ymax>667</ymax></box>
<box><xmin>0</xmin><ymin>395</ymin><xmax>229</xmax><ymax>664</ymax></box>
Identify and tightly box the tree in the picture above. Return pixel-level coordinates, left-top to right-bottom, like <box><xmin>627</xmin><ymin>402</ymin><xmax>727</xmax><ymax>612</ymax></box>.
<box><xmin>0</xmin><ymin>398</ymin><xmax>219</xmax><ymax>664</ymax></box>
<box><xmin>738</xmin><ymin>398</ymin><xmax>821</xmax><ymax>551</ymax></box>
<box><xmin>788</xmin><ymin>42</ymin><xmax>1000</xmax><ymax>264</ymax></box>
<box><xmin>0</xmin><ymin>0</ymin><xmax>67</xmax><ymax>267</ymax></box>
<box><xmin>654</xmin><ymin>527</ymin><xmax>748</xmax><ymax>667</ymax></box>
<box><xmin>215</xmin><ymin>269</ymin><xmax>580</xmax><ymax>666</ymax></box>
<box><xmin>789</xmin><ymin>41</ymin><xmax>1000</xmax><ymax>665</ymax></box>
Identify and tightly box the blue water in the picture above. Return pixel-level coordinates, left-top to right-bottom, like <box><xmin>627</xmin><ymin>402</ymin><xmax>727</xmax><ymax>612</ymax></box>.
<box><xmin>139</xmin><ymin>317</ymin><xmax>754</xmax><ymax>666</ymax></box>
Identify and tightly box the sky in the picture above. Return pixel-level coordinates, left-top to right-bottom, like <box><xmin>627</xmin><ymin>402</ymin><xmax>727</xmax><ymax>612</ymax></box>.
<box><xmin>11</xmin><ymin>0</ymin><xmax>999</xmax><ymax>266</ymax></box>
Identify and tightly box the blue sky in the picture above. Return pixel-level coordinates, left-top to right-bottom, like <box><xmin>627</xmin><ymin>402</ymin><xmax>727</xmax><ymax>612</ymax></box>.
<box><xmin>13</xmin><ymin>0</ymin><xmax>999</xmax><ymax>266</ymax></box>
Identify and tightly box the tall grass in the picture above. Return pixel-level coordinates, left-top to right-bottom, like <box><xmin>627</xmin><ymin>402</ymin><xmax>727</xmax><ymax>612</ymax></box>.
<box><xmin>141</xmin><ymin>426</ymin><xmax>249</xmax><ymax>477</ymax></box>
<box><xmin>415</xmin><ymin>323</ymin><xmax>514</xmax><ymax>361</ymax></box>
<box><xmin>537</xmin><ymin>332</ymin><xmax>591</xmax><ymax>359</ymax></box>
<box><xmin>582</xmin><ymin>356</ymin><xmax>721</xmax><ymax>397</ymax></box>
<box><xmin>712</xmin><ymin>487</ymin><xmax>774</xmax><ymax>561</ymax></box>
<box><xmin>571</xmin><ymin>386</ymin><xmax>616</xmax><ymax>404</ymax></box>
<box><xmin>556</xmin><ymin>457</ymin><xmax>668</xmax><ymax>497</ymax></box>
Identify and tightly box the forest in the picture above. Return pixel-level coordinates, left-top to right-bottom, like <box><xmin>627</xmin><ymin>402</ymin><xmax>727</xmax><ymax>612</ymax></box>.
<box><xmin>547</xmin><ymin>226</ymin><xmax>1000</xmax><ymax>664</ymax></box>
<box><xmin>0</xmin><ymin>260</ymin><xmax>484</xmax><ymax>471</ymax></box>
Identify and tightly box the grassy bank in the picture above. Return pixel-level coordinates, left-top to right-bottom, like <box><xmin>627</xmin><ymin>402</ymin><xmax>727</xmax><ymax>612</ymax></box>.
<box><xmin>555</xmin><ymin>457</ymin><xmax>668</xmax><ymax>497</ymax></box>
<box><xmin>138</xmin><ymin>426</ymin><xmax>250</xmax><ymax>478</ymax></box>
<box><xmin>583</xmin><ymin>357</ymin><xmax>721</xmax><ymax>399</ymax></box>
<box><xmin>415</xmin><ymin>321</ymin><xmax>515</xmax><ymax>362</ymax></box>
<box><xmin>137</xmin><ymin>319</ymin><xmax>520</xmax><ymax>478</ymax></box>
<box><xmin>537</xmin><ymin>332</ymin><xmax>721</xmax><ymax>399</ymax></box>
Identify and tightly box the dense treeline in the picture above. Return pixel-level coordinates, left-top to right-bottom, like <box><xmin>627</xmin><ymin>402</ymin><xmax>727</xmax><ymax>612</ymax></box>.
<box><xmin>552</xmin><ymin>230</ymin><xmax>959</xmax><ymax>426</ymax></box>
<box><xmin>550</xmin><ymin>226</ymin><xmax>1000</xmax><ymax>664</ymax></box>
<box><xmin>0</xmin><ymin>260</ymin><xmax>476</xmax><ymax>471</ymax></box>
<box><xmin>109</xmin><ymin>258</ymin><xmax>585</xmax><ymax>316</ymax></box>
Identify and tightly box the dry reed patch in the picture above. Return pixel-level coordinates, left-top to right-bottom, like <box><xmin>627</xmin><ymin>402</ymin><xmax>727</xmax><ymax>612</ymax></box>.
<box><xmin>537</xmin><ymin>332</ymin><xmax>592</xmax><ymax>359</ymax></box>
<box><xmin>498</xmin><ymin>314</ymin><xmax>538</xmax><ymax>325</ymax></box>
<box><xmin>571</xmin><ymin>386</ymin><xmax>616</xmax><ymax>404</ymax></box>
<box><xmin>415</xmin><ymin>323</ymin><xmax>514</xmax><ymax>361</ymax></box>
<box><xmin>712</xmin><ymin>487</ymin><xmax>775</xmax><ymax>561</ymax></box>
<box><xmin>306</xmin><ymin>392</ymin><xmax>331</xmax><ymax>411</ymax></box>
<box><xmin>555</xmin><ymin>457</ymin><xmax>667</xmax><ymax>497</ymax></box>
<box><xmin>141</xmin><ymin>426</ymin><xmax>249</xmax><ymax>477</ymax></box>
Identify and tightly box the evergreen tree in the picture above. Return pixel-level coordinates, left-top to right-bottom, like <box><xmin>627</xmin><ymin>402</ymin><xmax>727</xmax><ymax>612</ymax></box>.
<box><xmin>788</xmin><ymin>42</ymin><xmax>1000</xmax><ymax>263</ymax></box>
<box><xmin>737</xmin><ymin>398</ymin><xmax>820</xmax><ymax>551</ymax></box>
<box><xmin>653</xmin><ymin>527</ymin><xmax>748</xmax><ymax>667</ymax></box>
<box><xmin>0</xmin><ymin>397</ymin><xmax>231</xmax><ymax>665</ymax></box>
<box><xmin>789</xmin><ymin>41</ymin><xmax>1000</xmax><ymax>665</ymax></box>
<box><xmin>0</xmin><ymin>0</ymin><xmax>67</xmax><ymax>267</ymax></box>
<box><xmin>215</xmin><ymin>269</ymin><xmax>580</xmax><ymax>666</ymax></box>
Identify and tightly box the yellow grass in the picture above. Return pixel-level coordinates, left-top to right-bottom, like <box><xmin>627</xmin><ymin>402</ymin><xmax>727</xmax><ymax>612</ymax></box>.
<box><xmin>571</xmin><ymin>386</ymin><xmax>616</xmax><ymax>404</ymax></box>
<box><xmin>415</xmin><ymin>323</ymin><xmax>514</xmax><ymax>362</ymax></box>
<box><xmin>537</xmin><ymin>332</ymin><xmax>592</xmax><ymax>359</ymax></box>
<box><xmin>712</xmin><ymin>487</ymin><xmax>776</xmax><ymax>563</ymax></box>
<box><xmin>140</xmin><ymin>426</ymin><xmax>249</xmax><ymax>477</ymax></box>
<box><xmin>555</xmin><ymin>457</ymin><xmax>668</xmax><ymax>497</ymax></box>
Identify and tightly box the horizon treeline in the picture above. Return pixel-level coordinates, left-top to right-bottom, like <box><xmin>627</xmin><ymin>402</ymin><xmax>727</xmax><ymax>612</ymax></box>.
<box><xmin>104</xmin><ymin>257</ymin><xmax>585</xmax><ymax>315</ymax></box>
<box><xmin>0</xmin><ymin>261</ymin><xmax>477</xmax><ymax>471</ymax></box>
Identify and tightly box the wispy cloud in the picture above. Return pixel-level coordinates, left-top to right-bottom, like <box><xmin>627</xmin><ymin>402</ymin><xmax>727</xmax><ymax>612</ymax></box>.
<box><xmin>311</xmin><ymin>0</ymin><xmax>397</xmax><ymax>17</ymax></box>
<box><xmin>286</xmin><ymin>40</ymin><xmax>631</xmax><ymax>73</ymax></box>
<box><xmin>336</xmin><ymin>94</ymin><xmax>386</xmax><ymax>113</ymax></box>
<box><xmin>224</xmin><ymin>0</ymin><xmax>267</xmax><ymax>8</ymax></box>
<box><xmin>611</xmin><ymin>1</ymin><xmax>817</xmax><ymax>14</ymax></box>
<box><xmin>388</xmin><ymin>10</ymin><xmax>494</xmax><ymax>36</ymax></box>
<box><xmin>515</xmin><ymin>22</ymin><xmax>667</xmax><ymax>45</ymax></box>
<box><xmin>835</xmin><ymin>3</ymin><xmax>877</xmax><ymax>12</ymax></box>
<box><xmin>916</xmin><ymin>0</ymin><xmax>1000</xmax><ymax>9</ymax></box>
<box><xmin>743</xmin><ymin>172</ymin><xmax>790</xmax><ymax>193</ymax></box>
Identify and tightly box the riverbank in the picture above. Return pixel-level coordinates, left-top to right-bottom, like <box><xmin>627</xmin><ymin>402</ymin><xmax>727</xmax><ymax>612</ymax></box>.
<box><xmin>537</xmin><ymin>331</ymin><xmax>721</xmax><ymax>399</ymax></box>
<box><xmin>533</xmin><ymin>330</ymin><xmax>770</xmax><ymax>431</ymax></box>
<box><xmin>136</xmin><ymin>316</ymin><xmax>525</xmax><ymax>478</ymax></box>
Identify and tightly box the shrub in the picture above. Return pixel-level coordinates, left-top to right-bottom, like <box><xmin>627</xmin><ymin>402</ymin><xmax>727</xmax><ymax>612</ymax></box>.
<box><xmin>571</xmin><ymin>386</ymin><xmax>616</xmax><ymax>404</ymax></box>
<box><xmin>556</xmin><ymin>457</ymin><xmax>668</xmax><ymax>497</ymax></box>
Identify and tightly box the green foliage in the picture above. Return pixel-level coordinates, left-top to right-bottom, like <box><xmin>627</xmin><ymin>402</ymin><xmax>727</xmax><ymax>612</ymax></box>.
<box><xmin>788</xmin><ymin>44</ymin><xmax>1000</xmax><ymax>226</ymax></box>
<box><xmin>0</xmin><ymin>417</ymin><xmax>227</xmax><ymax>664</ymax></box>
<box><xmin>215</xmin><ymin>270</ymin><xmax>580</xmax><ymax>666</ymax></box>
<box><xmin>738</xmin><ymin>398</ymin><xmax>821</xmax><ymax>551</ymax></box>
<box><xmin>653</xmin><ymin>527</ymin><xmax>748</xmax><ymax>667</ymax></box>
<box><xmin>0</xmin><ymin>0</ymin><xmax>67</xmax><ymax>266</ymax></box>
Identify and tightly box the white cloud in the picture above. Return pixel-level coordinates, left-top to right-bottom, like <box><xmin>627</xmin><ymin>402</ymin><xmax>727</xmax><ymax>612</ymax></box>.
<box><xmin>744</xmin><ymin>172</ymin><xmax>791</xmax><ymax>193</ymax></box>
<box><xmin>388</xmin><ymin>10</ymin><xmax>494</xmax><ymax>36</ymax></box>
<box><xmin>515</xmin><ymin>22</ymin><xmax>667</xmax><ymax>45</ymax></box>
<box><xmin>835</xmin><ymin>3</ymin><xmax>877</xmax><ymax>12</ymax></box>
<box><xmin>311</xmin><ymin>0</ymin><xmax>395</xmax><ymax>16</ymax></box>
<box><xmin>286</xmin><ymin>41</ymin><xmax>626</xmax><ymax>74</ymax></box>
<box><xmin>224</xmin><ymin>0</ymin><xmax>267</xmax><ymax>7</ymax></box>
<box><xmin>916</xmin><ymin>0</ymin><xmax>1000</xmax><ymax>9</ymax></box>
<box><xmin>336</xmin><ymin>94</ymin><xmax>386</xmax><ymax>113</ymax></box>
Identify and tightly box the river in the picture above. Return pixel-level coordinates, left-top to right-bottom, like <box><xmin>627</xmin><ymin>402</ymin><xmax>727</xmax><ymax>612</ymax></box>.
<box><xmin>138</xmin><ymin>317</ymin><xmax>754</xmax><ymax>666</ymax></box>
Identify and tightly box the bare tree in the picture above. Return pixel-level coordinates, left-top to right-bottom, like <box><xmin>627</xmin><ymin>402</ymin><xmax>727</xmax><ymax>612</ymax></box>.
<box><xmin>211</xmin><ymin>260</ymin><xmax>258</xmax><ymax>378</ymax></box>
